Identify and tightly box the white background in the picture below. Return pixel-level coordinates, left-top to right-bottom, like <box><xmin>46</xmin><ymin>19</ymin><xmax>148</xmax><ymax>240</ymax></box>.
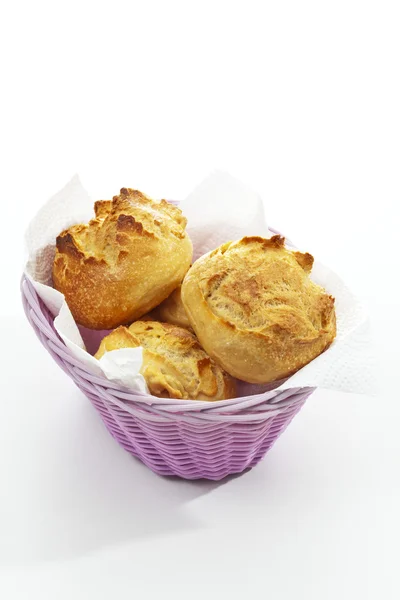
<box><xmin>1</xmin><ymin>1</ymin><xmax>399</xmax><ymax>598</ymax></box>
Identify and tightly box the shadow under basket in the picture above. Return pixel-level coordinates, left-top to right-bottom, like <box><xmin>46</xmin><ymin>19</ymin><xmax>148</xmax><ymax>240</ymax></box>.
<box><xmin>21</xmin><ymin>275</ymin><xmax>315</xmax><ymax>480</ymax></box>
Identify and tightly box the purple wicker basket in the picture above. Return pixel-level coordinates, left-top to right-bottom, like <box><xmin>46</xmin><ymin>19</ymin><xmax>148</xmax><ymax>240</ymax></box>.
<box><xmin>21</xmin><ymin>274</ymin><xmax>314</xmax><ymax>480</ymax></box>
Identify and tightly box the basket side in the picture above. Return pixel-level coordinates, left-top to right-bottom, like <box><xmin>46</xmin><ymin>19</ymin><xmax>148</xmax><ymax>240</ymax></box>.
<box><xmin>78</xmin><ymin>383</ymin><xmax>311</xmax><ymax>479</ymax></box>
<box><xmin>21</xmin><ymin>274</ymin><xmax>314</xmax><ymax>479</ymax></box>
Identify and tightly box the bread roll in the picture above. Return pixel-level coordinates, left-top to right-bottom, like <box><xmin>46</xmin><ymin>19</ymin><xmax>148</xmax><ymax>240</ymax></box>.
<box><xmin>146</xmin><ymin>285</ymin><xmax>192</xmax><ymax>330</ymax></box>
<box><xmin>95</xmin><ymin>322</ymin><xmax>236</xmax><ymax>401</ymax></box>
<box><xmin>181</xmin><ymin>235</ymin><xmax>336</xmax><ymax>384</ymax></box>
<box><xmin>53</xmin><ymin>188</ymin><xmax>192</xmax><ymax>329</ymax></box>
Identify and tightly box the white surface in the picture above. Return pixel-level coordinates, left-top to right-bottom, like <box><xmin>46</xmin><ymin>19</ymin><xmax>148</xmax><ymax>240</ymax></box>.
<box><xmin>1</xmin><ymin>1</ymin><xmax>400</xmax><ymax>598</ymax></box>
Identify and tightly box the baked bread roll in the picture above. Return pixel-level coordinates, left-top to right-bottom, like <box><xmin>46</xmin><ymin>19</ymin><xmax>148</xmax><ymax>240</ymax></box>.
<box><xmin>53</xmin><ymin>189</ymin><xmax>192</xmax><ymax>329</ymax></box>
<box><xmin>95</xmin><ymin>321</ymin><xmax>236</xmax><ymax>401</ymax></box>
<box><xmin>146</xmin><ymin>285</ymin><xmax>192</xmax><ymax>330</ymax></box>
<box><xmin>181</xmin><ymin>235</ymin><xmax>336</xmax><ymax>384</ymax></box>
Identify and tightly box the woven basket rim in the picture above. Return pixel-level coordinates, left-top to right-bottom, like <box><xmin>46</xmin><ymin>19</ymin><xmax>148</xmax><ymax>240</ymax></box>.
<box><xmin>22</xmin><ymin>273</ymin><xmax>315</xmax><ymax>421</ymax></box>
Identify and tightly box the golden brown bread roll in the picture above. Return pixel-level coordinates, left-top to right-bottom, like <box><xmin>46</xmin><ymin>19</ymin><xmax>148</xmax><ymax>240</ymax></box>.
<box><xmin>95</xmin><ymin>321</ymin><xmax>236</xmax><ymax>401</ymax></box>
<box><xmin>53</xmin><ymin>189</ymin><xmax>192</xmax><ymax>329</ymax></box>
<box><xmin>181</xmin><ymin>235</ymin><xmax>336</xmax><ymax>384</ymax></box>
<box><xmin>145</xmin><ymin>285</ymin><xmax>192</xmax><ymax>330</ymax></box>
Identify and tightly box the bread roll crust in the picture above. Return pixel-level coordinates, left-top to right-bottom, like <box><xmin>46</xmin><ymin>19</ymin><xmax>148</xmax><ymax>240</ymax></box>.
<box><xmin>146</xmin><ymin>285</ymin><xmax>192</xmax><ymax>330</ymax></box>
<box><xmin>53</xmin><ymin>189</ymin><xmax>192</xmax><ymax>329</ymax></box>
<box><xmin>181</xmin><ymin>235</ymin><xmax>336</xmax><ymax>384</ymax></box>
<box><xmin>95</xmin><ymin>322</ymin><xmax>236</xmax><ymax>401</ymax></box>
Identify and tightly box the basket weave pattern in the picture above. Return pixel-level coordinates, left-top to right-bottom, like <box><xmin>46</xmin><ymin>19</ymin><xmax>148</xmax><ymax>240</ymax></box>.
<box><xmin>22</xmin><ymin>276</ymin><xmax>314</xmax><ymax>480</ymax></box>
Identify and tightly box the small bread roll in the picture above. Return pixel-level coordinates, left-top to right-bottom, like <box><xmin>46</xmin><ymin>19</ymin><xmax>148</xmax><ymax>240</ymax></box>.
<box><xmin>146</xmin><ymin>285</ymin><xmax>192</xmax><ymax>330</ymax></box>
<box><xmin>181</xmin><ymin>235</ymin><xmax>336</xmax><ymax>384</ymax></box>
<box><xmin>95</xmin><ymin>322</ymin><xmax>236</xmax><ymax>401</ymax></box>
<box><xmin>53</xmin><ymin>189</ymin><xmax>192</xmax><ymax>329</ymax></box>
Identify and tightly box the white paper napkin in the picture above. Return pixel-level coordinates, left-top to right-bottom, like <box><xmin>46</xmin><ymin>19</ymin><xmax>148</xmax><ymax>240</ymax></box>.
<box><xmin>24</xmin><ymin>171</ymin><xmax>374</xmax><ymax>396</ymax></box>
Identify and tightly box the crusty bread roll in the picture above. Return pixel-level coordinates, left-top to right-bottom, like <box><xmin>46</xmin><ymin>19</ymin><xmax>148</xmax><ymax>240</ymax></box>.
<box><xmin>95</xmin><ymin>322</ymin><xmax>236</xmax><ymax>401</ymax></box>
<box><xmin>181</xmin><ymin>235</ymin><xmax>336</xmax><ymax>384</ymax></box>
<box><xmin>52</xmin><ymin>188</ymin><xmax>192</xmax><ymax>329</ymax></box>
<box><xmin>145</xmin><ymin>285</ymin><xmax>192</xmax><ymax>330</ymax></box>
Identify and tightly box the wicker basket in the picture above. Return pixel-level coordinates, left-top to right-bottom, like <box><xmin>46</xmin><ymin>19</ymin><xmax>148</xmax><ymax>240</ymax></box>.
<box><xmin>21</xmin><ymin>275</ymin><xmax>314</xmax><ymax>480</ymax></box>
